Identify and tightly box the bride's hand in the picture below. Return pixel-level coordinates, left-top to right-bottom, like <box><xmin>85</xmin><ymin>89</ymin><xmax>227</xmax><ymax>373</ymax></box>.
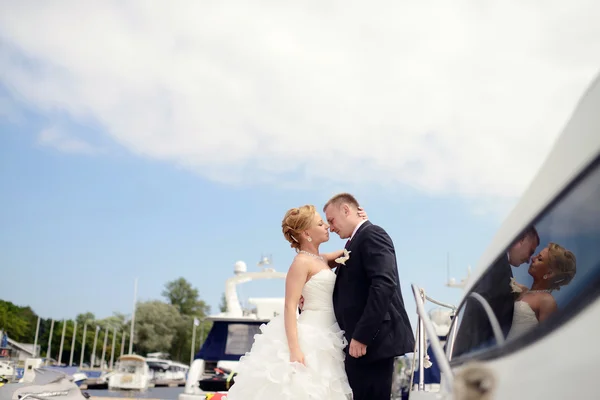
<box><xmin>515</xmin><ymin>283</ymin><xmax>529</xmax><ymax>294</ymax></box>
<box><xmin>290</xmin><ymin>348</ymin><xmax>305</xmax><ymax>365</ymax></box>
<box><xmin>357</xmin><ymin>206</ymin><xmax>368</xmax><ymax>220</ymax></box>
<box><xmin>510</xmin><ymin>277</ymin><xmax>529</xmax><ymax>294</ymax></box>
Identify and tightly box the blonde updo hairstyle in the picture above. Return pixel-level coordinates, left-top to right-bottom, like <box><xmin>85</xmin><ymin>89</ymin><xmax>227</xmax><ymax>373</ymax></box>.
<box><xmin>546</xmin><ymin>242</ymin><xmax>577</xmax><ymax>291</ymax></box>
<box><xmin>282</xmin><ymin>205</ymin><xmax>316</xmax><ymax>252</ymax></box>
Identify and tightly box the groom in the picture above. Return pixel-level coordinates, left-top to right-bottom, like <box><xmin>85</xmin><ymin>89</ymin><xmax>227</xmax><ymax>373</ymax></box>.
<box><xmin>324</xmin><ymin>193</ymin><xmax>414</xmax><ymax>400</ymax></box>
<box><xmin>452</xmin><ymin>226</ymin><xmax>539</xmax><ymax>357</ymax></box>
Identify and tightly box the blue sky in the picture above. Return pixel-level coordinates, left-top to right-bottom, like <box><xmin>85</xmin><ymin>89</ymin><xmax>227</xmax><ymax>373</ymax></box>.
<box><xmin>1</xmin><ymin>1</ymin><xmax>599</xmax><ymax>333</ymax></box>
<box><xmin>1</xmin><ymin>105</ymin><xmax>500</xmax><ymax>329</ymax></box>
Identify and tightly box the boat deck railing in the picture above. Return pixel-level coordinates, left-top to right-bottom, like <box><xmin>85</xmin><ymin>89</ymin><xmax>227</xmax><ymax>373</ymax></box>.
<box><xmin>409</xmin><ymin>284</ymin><xmax>456</xmax><ymax>394</ymax></box>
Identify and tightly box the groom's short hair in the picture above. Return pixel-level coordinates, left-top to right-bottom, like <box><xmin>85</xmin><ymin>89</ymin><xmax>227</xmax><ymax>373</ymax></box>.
<box><xmin>323</xmin><ymin>193</ymin><xmax>360</xmax><ymax>211</ymax></box>
<box><xmin>517</xmin><ymin>225</ymin><xmax>540</xmax><ymax>246</ymax></box>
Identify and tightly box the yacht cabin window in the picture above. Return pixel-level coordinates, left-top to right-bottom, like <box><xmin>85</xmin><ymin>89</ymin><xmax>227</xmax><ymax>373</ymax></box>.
<box><xmin>224</xmin><ymin>323</ymin><xmax>261</xmax><ymax>355</ymax></box>
<box><xmin>448</xmin><ymin>158</ymin><xmax>600</xmax><ymax>363</ymax></box>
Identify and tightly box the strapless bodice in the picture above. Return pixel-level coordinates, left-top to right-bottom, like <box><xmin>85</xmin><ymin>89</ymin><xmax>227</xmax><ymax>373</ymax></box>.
<box><xmin>301</xmin><ymin>269</ymin><xmax>336</xmax><ymax>312</ymax></box>
<box><xmin>507</xmin><ymin>300</ymin><xmax>539</xmax><ymax>340</ymax></box>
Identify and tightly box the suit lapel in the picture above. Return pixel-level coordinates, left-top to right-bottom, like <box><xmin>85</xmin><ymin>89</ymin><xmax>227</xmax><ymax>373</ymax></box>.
<box><xmin>347</xmin><ymin>220</ymin><xmax>371</xmax><ymax>251</ymax></box>
<box><xmin>334</xmin><ymin>221</ymin><xmax>371</xmax><ymax>292</ymax></box>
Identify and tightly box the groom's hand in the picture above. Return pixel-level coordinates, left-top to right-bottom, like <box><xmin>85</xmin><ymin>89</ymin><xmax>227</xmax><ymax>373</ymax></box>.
<box><xmin>349</xmin><ymin>338</ymin><xmax>367</xmax><ymax>358</ymax></box>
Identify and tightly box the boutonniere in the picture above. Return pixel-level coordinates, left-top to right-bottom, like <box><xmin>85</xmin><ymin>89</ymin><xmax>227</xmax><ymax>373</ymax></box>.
<box><xmin>424</xmin><ymin>354</ymin><xmax>432</xmax><ymax>369</ymax></box>
<box><xmin>509</xmin><ymin>277</ymin><xmax>524</xmax><ymax>293</ymax></box>
<box><xmin>335</xmin><ymin>249</ymin><xmax>351</xmax><ymax>265</ymax></box>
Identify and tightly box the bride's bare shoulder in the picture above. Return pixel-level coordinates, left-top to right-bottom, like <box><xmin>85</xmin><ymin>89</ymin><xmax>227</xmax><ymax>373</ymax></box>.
<box><xmin>288</xmin><ymin>254</ymin><xmax>312</xmax><ymax>275</ymax></box>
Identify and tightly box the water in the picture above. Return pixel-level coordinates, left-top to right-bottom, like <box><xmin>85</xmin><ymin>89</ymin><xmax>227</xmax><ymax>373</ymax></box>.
<box><xmin>84</xmin><ymin>387</ymin><xmax>184</xmax><ymax>400</ymax></box>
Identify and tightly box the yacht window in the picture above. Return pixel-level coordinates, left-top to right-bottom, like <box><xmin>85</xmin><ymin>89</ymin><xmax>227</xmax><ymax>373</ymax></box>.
<box><xmin>450</xmin><ymin>159</ymin><xmax>600</xmax><ymax>361</ymax></box>
<box><xmin>118</xmin><ymin>361</ymin><xmax>138</xmax><ymax>373</ymax></box>
<box><xmin>224</xmin><ymin>323</ymin><xmax>261</xmax><ymax>355</ymax></box>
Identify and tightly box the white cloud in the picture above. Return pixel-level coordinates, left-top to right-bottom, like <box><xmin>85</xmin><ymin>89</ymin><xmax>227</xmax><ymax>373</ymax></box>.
<box><xmin>37</xmin><ymin>126</ymin><xmax>100</xmax><ymax>155</ymax></box>
<box><xmin>0</xmin><ymin>1</ymin><xmax>599</xmax><ymax>200</ymax></box>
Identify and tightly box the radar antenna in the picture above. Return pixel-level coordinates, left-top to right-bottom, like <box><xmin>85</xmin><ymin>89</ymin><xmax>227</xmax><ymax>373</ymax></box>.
<box><xmin>445</xmin><ymin>252</ymin><xmax>471</xmax><ymax>289</ymax></box>
<box><xmin>258</xmin><ymin>254</ymin><xmax>274</xmax><ymax>272</ymax></box>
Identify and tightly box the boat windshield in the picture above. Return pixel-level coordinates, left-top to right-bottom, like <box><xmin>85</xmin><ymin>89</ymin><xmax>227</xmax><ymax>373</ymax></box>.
<box><xmin>117</xmin><ymin>360</ymin><xmax>142</xmax><ymax>373</ymax></box>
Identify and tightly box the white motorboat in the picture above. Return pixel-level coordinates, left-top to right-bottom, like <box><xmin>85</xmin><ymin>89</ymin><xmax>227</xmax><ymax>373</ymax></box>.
<box><xmin>0</xmin><ymin>360</ymin><xmax>15</xmax><ymax>380</ymax></box>
<box><xmin>410</xmin><ymin>71</ymin><xmax>600</xmax><ymax>400</ymax></box>
<box><xmin>107</xmin><ymin>354</ymin><xmax>151</xmax><ymax>391</ymax></box>
<box><xmin>179</xmin><ymin>256</ymin><xmax>286</xmax><ymax>400</ymax></box>
<box><xmin>146</xmin><ymin>352</ymin><xmax>189</xmax><ymax>382</ymax></box>
<box><xmin>0</xmin><ymin>366</ymin><xmax>88</xmax><ymax>400</ymax></box>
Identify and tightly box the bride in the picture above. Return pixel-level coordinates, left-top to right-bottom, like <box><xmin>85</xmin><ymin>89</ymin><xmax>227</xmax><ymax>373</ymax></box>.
<box><xmin>507</xmin><ymin>242</ymin><xmax>577</xmax><ymax>340</ymax></box>
<box><xmin>226</xmin><ymin>204</ymin><xmax>367</xmax><ymax>399</ymax></box>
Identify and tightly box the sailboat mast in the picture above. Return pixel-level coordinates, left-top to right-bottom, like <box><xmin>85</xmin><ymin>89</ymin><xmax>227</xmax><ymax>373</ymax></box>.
<box><xmin>128</xmin><ymin>278</ymin><xmax>138</xmax><ymax>354</ymax></box>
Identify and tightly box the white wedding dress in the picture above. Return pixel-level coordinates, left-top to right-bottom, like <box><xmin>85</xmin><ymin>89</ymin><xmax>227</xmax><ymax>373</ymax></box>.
<box><xmin>506</xmin><ymin>301</ymin><xmax>539</xmax><ymax>340</ymax></box>
<box><xmin>226</xmin><ymin>268</ymin><xmax>353</xmax><ymax>399</ymax></box>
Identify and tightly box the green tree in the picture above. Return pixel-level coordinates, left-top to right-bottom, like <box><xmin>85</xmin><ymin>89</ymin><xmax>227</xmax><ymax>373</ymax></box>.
<box><xmin>97</xmin><ymin>313</ymin><xmax>128</xmax><ymax>331</ymax></box>
<box><xmin>0</xmin><ymin>301</ymin><xmax>31</xmax><ymax>342</ymax></box>
<box><xmin>71</xmin><ymin>313</ymin><xmax>102</xmax><ymax>366</ymax></box>
<box><xmin>134</xmin><ymin>301</ymin><xmax>183</xmax><ymax>355</ymax></box>
<box><xmin>219</xmin><ymin>293</ymin><xmax>227</xmax><ymax>313</ymax></box>
<box><xmin>1</xmin><ymin>275</ymin><xmax>214</xmax><ymax>365</ymax></box>
<box><xmin>169</xmin><ymin>316</ymin><xmax>213</xmax><ymax>364</ymax></box>
<box><xmin>160</xmin><ymin>278</ymin><xmax>212</xmax><ymax>362</ymax></box>
<box><xmin>75</xmin><ymin>312</ymin><xmax>95</xmax><ymax>327</ymax></box>
<box><xmin>162</xmin><ymin>278</ymin><xmax>210</xmax><ymax>316</ymax></box>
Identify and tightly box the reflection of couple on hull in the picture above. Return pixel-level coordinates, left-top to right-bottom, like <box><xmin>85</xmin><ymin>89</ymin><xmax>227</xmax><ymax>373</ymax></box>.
<box><xmin>227</xmin><ymin>193</ymin><xmax>415</xmax><ymax>400</ymax></box>
<box><xmin>454</xmin><ymin>226</ymin><xmax>577</xmax><ymax>356</ymax></box>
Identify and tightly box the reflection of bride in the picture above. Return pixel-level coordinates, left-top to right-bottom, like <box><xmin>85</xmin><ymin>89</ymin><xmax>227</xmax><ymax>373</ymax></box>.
<box><xmin>507</xmin><ymin>243</ymin><xmax>577</xmax><ymax>340</ymax></box>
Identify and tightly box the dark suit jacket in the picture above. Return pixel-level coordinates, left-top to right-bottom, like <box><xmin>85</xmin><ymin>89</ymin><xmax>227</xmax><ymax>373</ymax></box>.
<box><xmin>332</xmin><ymin>221</ymin><xmax>415</xmax><ymax>363</ymax></box>
<box><xmin>452</xmin><ymin>254</ymin><xmax>515</xmax><ymax>357</ymax></box>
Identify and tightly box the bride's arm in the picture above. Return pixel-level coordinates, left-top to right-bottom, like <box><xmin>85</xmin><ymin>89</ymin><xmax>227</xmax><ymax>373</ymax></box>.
<box><xmin>537</xmin><ymin>295</ymin><xmax>558</xmax><ymax>322</ymax></box>
<box><xmin>284</xmin><ymin>258</ymin><xmax>310</xmax><ymax>365</ymax></box>
<box><xmin>321</xmin><ymin>250</ymin><xmax>344</xmax><ymax>269</ymax></box>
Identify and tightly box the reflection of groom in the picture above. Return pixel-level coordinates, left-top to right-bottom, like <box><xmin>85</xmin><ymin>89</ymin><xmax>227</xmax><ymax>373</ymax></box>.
<box><xmin>324</xmin><ymin>193</ymin><xmax>414</xmax><ymax>400</ymax></box>
<box><xmin>453</xmin><ymin>226</ymin><xmax>539</xmax><ymax>357</ymax></box>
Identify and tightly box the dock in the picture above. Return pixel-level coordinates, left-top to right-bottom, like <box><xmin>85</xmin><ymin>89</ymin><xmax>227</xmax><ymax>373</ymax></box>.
<box><xmin>149</xmin><ymin>379</ymin><xmax>185</xmax><ymax>387</ymax></box>
<box><xmin>89</xmin><ymin>398</ymin><xmax>163</xmax><ymax>400</ymax></box>
<box><xmin>80</xmin><ymin>379</ymin><xmax>185</xmax><ymax>390</ymax></box>
<box><xmin>79</xmin><ymin>378</ymin><xmax>108</xmax><ymax>390</ymax></box>
<box><xmin>88</xmin><ymin>394</ymin><xmax>227</xmax><ymax>400</ymax></box>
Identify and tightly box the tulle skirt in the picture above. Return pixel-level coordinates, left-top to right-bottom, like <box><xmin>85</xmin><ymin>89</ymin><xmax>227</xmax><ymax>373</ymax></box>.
<box><xmin>225</xmin><ymin>311</ymin><xmax>353</xmax><ymax>399</ymax></box>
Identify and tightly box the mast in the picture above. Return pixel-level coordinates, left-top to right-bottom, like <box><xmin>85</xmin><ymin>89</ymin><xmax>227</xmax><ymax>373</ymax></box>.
<box><xmin>128</xmin><ymin>278</ymin><xmax>138</xmax><ymax>354</ymax></box>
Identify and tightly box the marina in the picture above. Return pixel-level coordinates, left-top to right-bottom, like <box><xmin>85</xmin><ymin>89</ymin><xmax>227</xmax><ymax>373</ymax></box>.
<box><xmin>0</xmin><ymin>253</ymin><xmax>458</xmax><ymax>400</ymax></box>
<box><xmin>179</xmin><ymin>256</ymin><xmax>287</xmax><ymax>400</ymax></box>
<box><xmin>79</xmin><ymin>387</ymin><xmax>184</xmax><ymax>400</ymax></box>
<box><xmin>0</xmin><ymin>256</ymin><xmax>285</xmax><ymax>400</ymax></box>
<box><xmin>1</xmin><ymin>2</ymin><xmax>599</xmax><ymax>400</ymax></box>
<box><xmin>1</xmin><ymin>71</ymin><xmax>599</xmax><ymax>400</ymax></box>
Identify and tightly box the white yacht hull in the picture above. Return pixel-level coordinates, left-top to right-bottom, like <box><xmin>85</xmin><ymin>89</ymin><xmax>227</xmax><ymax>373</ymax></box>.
<box><xmin>451</xmin><ymin>296</ymin><xmax>599</xmax><ymax>399</ymax></box>
<box><xmin>108</xmin><ymin>372</ymin><xmax>150</xmax><ymax>391</ymax></box>
<box><xmin>408</xmin><ymin>72</ymin><xmax>600</xmax><ymax>400</ymax></box>
<box><xmin>179</xmin><ymin>359</ymin><xmax>238</xmax><ymax>400</ymax></box>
